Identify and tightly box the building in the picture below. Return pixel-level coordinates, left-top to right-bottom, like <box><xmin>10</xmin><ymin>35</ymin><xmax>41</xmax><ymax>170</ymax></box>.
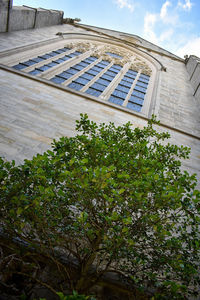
<box><xmin>0</xmin><ymin>0</ymin><xmax>200</xmax><ymax>187</ymax></box>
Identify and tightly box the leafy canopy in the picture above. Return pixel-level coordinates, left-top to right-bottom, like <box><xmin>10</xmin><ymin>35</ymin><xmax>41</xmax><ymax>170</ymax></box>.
<box><xmin>0</xmin><ymin>114</ymin><xmax>200</xmax><ymax>299</ymax></box>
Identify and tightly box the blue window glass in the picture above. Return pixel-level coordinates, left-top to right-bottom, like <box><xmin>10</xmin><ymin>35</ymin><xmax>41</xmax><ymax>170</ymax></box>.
<box><xmin>13</xmin><ymin>63</ymin><xmax>27</xmax><ymax>70</ymax></box>
<box><xmin>100</xmin><ymin>60</ymin><xmax>110</xmax><ymax>66</ymax></box>
<box><xmin>137</xmin><ymin>81</ymin><xmax>148</xmax><ymax>88</ymax></box>
<box><xmin>46</xmin><ymin>62</ymin><xmax>59</xmax><ymax>68</ymax></box>
<box><xmin>58</xmin><ymin>71</ymin><xmax>72</xmax><ymax>80</ymax></box>
<box><xmin>62</xmin><ymin>56</ymin><xmax>71</xmax><ymax>61</ymax></box>
<box><xmin>123</xmin><ymin>76</ymin><xmax>134</xmax><ymax>83</ymax></box>
<box><xmin>117</xmin><ymin>84</ymin><xmax>130</xmax><ymax>93</ymax></box>
<box><xmin>101</xmin><ymin>74</ymin><xmax>113</xmax><ymax>81</ymax></box>
<box><xmin>106</xmin><ymin>52</ymin><xmax>123</xmax><ymax>59</ymax></box>
<box><xmin>12</xmin><ymin>47</ymin><xmax>72</xmax><ymax>71</ymax></box>
<box><xmin>112</xmin><ymin>90</ymin><xmax>127</xmax><ymax>99</ymax></box>
<box><xmin>129</xmin><ymin>96</ymin><xmax>144</xmax><ymax>105</ymax></box>
<box><xmin>50</xmin><ymin>76</ymin><xmax>66</xmax><ymax>84</ymax></box>
<box><xmin>127</xmin><ymin>69</ymin><xmax>137</xmax><ymax>76</ymax></box>
<box><xmin>82</xmin><ymin>73</ymin><xmax>95</xmax><ymax>80</ymax></box>
<box><xmin>37</xmin><ymin>65</ymin><xmax>50</xmax><ymax>72</ymax></box>
<box><xmin>90</xmin><ymin>82</ymin><xmax>106</xmax><ymax>92</ymax></box>
<box><xmin>31</xmin><ymin>57</ymin><xmax>44</xmax><ymax>63</ymax></box>
<box><xmin>120</xmin><ymin>80</ymin><xmax>132</xmax><ymax>88</ymax></box>
<box><xmin>92</xmin><ymin>66</ymin><xmax>103</xmax><ymax>72</ymax></box>
<box><xmin>87</xmin><ymin>69</ymin><xmax>99</xmax><ymax>76</ymax></box>
<box><xmin>89</xmin><ymin>56</ymin><xmax>98</xmax><ymax>61</ymax></box>
<box><xmin>68</xmin><ymin>82</ymin><xmax>84</xmax><ymax>91</ymax></box>
<box><xmin>54</xmin><ymin>57</ymin><xmax>68</xmax><ymax>63</ymax></box>
<box><xmin>67</xmin><ymin>68</ymin><xmax>79</xmax><ymax>75</ymax></box>
<box><xmin>85</xmin><ymin>88</ymin><xmax>102</xmax><ymax>97</ymax></box>
<box><xmin>134</xmin><ymin>85</ymin><xmax>147</xmax><ymax>93</ymax></box>
<box><xmin>74</xmin><ymin>77</ymin><xmax>90</xmax><ymax>85</ymax></box>
<box><xmin>108</xmin><ymin>67</ymin><xmax>119</xmax><ymax>74</ymax></box>
<box><xmin>38</xmin><ymin>54</ymin><xmax>52</xmax><ymax>60</ymax></box>
<box><xmin>109</xmin><ymin>96</ymin><xmax>124</xmax><ymax>105</ymax></box>
<box><xmin>79</xmin><ymin>62</ymin><xmax>89</xmax><ymax>67</ymax></box>
<box><xmin>105</xmin><ymin>70</ymin><xmax>117</xmax><ymax>77</ymax></box>
<box><xmin>23</xmin><ymin>60</ymin><xmax>36</xmax><ymax>66</ymax></box>
<box><xmin>111</xmin><ymin>64</ymin><xmax>122</xmax><ymax>71</ymax></box>
<box><xmin>29</xmin><ymin>69</ymin><xmax>42</xmax><ymax>75</ymax></box>
<box><xmin>131</xmin><ymin>90</ymin><xmax>145</xmax><ymax>99</ymax></box>
<box><xmin>96</xmin><ymin>78</ymin><xmax>110</xmax><ymax>86</ymax></box>
<box><xmin>73</xmin><ymin>64</ymin><xmax>85</xmax><ymax>71</ymax></box>
<box><xmin>127</xmin><ymin>102</ymin><xmax>142</xmax><ymax>112</ymax></box>
<box><xmin>48</xmin><ymin>51</ymin><xmax>58</xmax><ymax>57</ymax></box>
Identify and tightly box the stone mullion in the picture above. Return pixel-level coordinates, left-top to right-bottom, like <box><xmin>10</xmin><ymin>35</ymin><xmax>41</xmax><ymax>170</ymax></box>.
<box><xmin>42</xmin><ymin>50</ymin><xmax>95</xmax><ymax>80</ymax></box>
<box><xmin>62</xmin><ymin>57</ymin><xmax>103</xmax><ymax>86</ymax></box>
<box><xmin>80</xmin><ymin>60</ymin><xmax>113</xmax><ymax>92</ymax></box>
<box><xmin>23</xmin><ymin>48</ymin><xmax>77</xmax><ymax>73</ymax></box>
<box><xmin>100</xmin><ymin>62</ymin><xmax>131</xmax><ymax>100</ymax></box>
<box><xmin>122</xmin><ymin>70</ymin><xmax>141</xmax><ymax>107</ymax></box>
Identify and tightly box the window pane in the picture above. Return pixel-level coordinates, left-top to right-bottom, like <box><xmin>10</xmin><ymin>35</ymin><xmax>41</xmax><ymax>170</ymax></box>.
<box><xmin>91</xmin><ymin>82</ymin><xmax>106</xmax><ymax>92</ymax></box>
<box><xmin>116</xmin><ymin>84</ymin><xmax>130</xmax><ymax>93</ymax></box>
<box><xmin>82</xmin><ymin>73</ymin><xmax>95</xmax><ymax>80</ymax></box>
<box><xmin>101</xmin><ymin>74</ymin><xmax>113</xmax><ymax>81</ymax></box>
<box><xmin>112</xmin><ymin>90</ymin><xmax>127</xmax><ymax>99</ymax></box>
<box><xmin>87</xmin><ymin>69</ymin><xmax>99</xmax><ymax>76</ymax></box>
<box><xmin>68</xmin><ymin>82</ymin><xmax>84</xmax><ymax>91</ymax></box>
<box><xmin>106</xmin><ymin>52</ymin><xmax>123</xmax><ymax>59</ymax></box>
<box><xmin>120</xmin><ymin>80</ymin><xmax>132</xmax><ymax>87</ymax></box>
<box><xmin>131</xmin><ymin>90</ymin><xmax>145</xmax><ymax>99</ymax></box>
<box><xmin>56</xmin><ymin>71</ymin><xmax>72</xmax><ymax>80</ymax></box>
<box><xmin>37</xmin><ymin>65</ymin><xmax>50</xmax><ymax>72</ymax></box>
<box><xmin>96</xmin><ymin>78</ymin><xmax>110</xmax><ymax>86</ymax></box>
<box><xmin>85</xmin><ymin>88</ymin><xmax>102</xmax><ymax>97</ymax></box>
<box><xmin>13</xmin><ymin>63</ymin><xmax>27</xmax><ymax>70</ymax></box>
<box><xmin>29</xmin><ymin>69</ymin><xmax>42</xmax><ymax>75</ymax></box>
<box><xmin>50</xmin><ymin>76</ymin><xmax>66</xmax><ymax>83</ymax></box>
<box><xmin>38</xmin><ymin>54</ymin><xmax>52</xmax><ymax>59</ymax></box>
<box><xmin>23</xmin><ymin>60</ymin><xmax>36</xmax><ymax>66</ymax></box>
<box><xmin>75</xmin><ymin>77</ymin><xmax>90</xmax><ymax>85</ymax></box>
<box><xmin>31</xmin><ymin>57</ymin><xmax>44</xmax><ymax>63</ymax></box>
<box><xmin>127</xmin><ymin>102</ymin><xmax>142</xmax><ymax>112</ymax></box>
<box><xmin>109</xmin><ymin>96</ymin><xmax>124</xmax><ymax>105</ymax></box>
<box><xmin>134</xmin><ymin>85</ymin><xmax>147</xmax><ymax>93</ymax></box>
<box><xmin>137</xmin><ymin>81</ymin><xmax>148</xmax><ymax>88</ymax></box>
<box><xmin>46</xmin><ymin>62</ymin><xmax>58</xmax><ymax>68</ymax></box>
<box><xmin>129</xmin><ymin>96</ymin><xmax>144</xmax><ymax>105</ymax></box>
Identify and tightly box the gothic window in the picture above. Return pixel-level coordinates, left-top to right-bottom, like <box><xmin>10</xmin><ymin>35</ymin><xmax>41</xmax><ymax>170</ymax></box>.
<box><xmin>13</xmin><ymin>47</ymin><xmax>72</xmax><ymax>71</ymax></box>
<box><xmin>11</xmin><ymin>42</ymin><xmax>152</xmax><ymax>114</ymax></box>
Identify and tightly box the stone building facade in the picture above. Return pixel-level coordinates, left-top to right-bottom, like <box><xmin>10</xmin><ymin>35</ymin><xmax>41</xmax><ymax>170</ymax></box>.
<box><xmin>0</xmin><ymin>1</ymin><xmax>200</xmax><ymax>187</ymax></box>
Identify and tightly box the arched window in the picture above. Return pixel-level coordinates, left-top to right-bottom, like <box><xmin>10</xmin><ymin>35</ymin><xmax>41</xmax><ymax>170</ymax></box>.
<box><xmin>11</xmin><ymin>41</ymin><xmax>153</xmax><ymax>114</ymax></box>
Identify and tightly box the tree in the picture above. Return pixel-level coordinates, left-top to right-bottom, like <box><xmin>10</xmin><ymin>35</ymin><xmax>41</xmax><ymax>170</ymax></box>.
<box><xmin>0</xmin><ymin>114</ymin><xmax>200</xmax><ymax>299</ymax></box>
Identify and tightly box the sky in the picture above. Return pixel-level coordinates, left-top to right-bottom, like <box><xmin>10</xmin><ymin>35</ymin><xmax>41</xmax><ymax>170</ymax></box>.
<box><xmin>13</xmin><ymin>0</ymin><xmax>200</xmax><ymax>58</ymax></box>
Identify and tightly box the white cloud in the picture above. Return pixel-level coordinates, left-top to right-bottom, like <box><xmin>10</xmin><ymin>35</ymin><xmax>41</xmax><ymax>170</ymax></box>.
<box><xmin>178</xmin><ymin>0</ymin><xmax>193</xmax><ymax>11</ymax></box>
<box><xmin>143</xmin><ymin>12</ymin><xmax>158</xmax><ymax>44</ymax></box>
<box><xmin>143</xmin><ymin>1</ymin><xmax>177</xmax><ymax>45</ymax></box>
<box><xmin>115</xmin><ymin>0</ymin><xmax>135</xmax><ymax>12</ymax></box>
<box><xmin>159</xmin><ymin>28</ymin><xmax>174</xmax><ymax>42</ymax></box>
<box><xmin>160</xmin><ymin>1</ymin><xmax>171</xmax><ymax>19</ymax></box>
<box><xmin>175</xmin><ymin>37</ymin><xmax>200</xmax><ymax>58</ymax></box>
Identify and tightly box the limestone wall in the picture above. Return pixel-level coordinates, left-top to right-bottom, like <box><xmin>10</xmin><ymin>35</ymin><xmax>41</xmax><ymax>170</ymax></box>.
<box><xmin>0</xmin><ymin>23</ymin><xmax>199</xmax><ymax>186</ymax></box>
<box><xmin>0</xmin><ymin>1</ymin><xmax>63</xmax><ymax>33</ymax></box>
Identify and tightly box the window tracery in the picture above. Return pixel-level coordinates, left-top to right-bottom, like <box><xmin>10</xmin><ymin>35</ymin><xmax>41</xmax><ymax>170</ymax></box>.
<box><xmin>11</xmin><ymin>41</ymin><xmax>153</xmax><ymax>114</ymax></box>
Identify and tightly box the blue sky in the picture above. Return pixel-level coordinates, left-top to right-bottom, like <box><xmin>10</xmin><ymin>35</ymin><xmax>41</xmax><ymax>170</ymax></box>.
<box><xmin>13</xmin><ymin>0</ymin><xmax>200</xmax><ymax>58</ymax></box>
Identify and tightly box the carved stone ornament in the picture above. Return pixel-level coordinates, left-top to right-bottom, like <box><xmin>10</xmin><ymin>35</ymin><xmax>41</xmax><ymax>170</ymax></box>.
<box><xmin>63</xmin><ymin>42</ymin><xmax>152</xmax><ymax>75</ymax></box>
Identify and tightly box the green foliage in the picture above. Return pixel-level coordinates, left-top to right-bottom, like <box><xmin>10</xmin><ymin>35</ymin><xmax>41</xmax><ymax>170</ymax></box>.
<box><xmin>57</xmin><ymin>291</ymin><xmax>95</xmax><ymax>300</ymax></box>
<box><xmin>0</xmin><ymin>114</ymin><xmax>200</xmax><ymax>299</ymax></box>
